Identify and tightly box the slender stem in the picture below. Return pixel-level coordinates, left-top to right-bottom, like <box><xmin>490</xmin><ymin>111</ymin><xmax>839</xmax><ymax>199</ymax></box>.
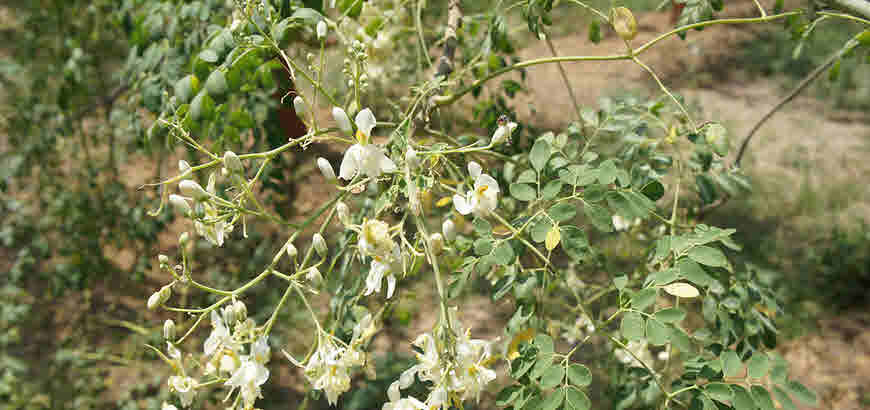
<box><xmin>542</xmin><ymin>27</ymin><xmax>583</xmax><ymax>123</ymax></box>
<box><xmin>632</xmin><ymin>56</ymin><xmax>696</xmax><ymax>131</ymax></box>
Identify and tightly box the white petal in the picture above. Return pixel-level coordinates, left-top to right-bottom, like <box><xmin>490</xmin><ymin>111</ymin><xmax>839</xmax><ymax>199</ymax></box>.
<box><xmin>376</xmin><ymin>149</ymin><xmax>398</xmax><ymax>174</ymax></box>
<box><xmin>339</xmin><ymin>144</ymin><xmax>363</xmax><ymax>180</ymax></box>
<box><xmin>355</xmin><ymin>108</ymin><xmax>377</xmax><ymax>137</ymax></box>
<box><xmin>386</xmin><ymin>274</ymin><xmax>396</xmax><ymax>299</ymax></box>
<box><xmin>468</xmin><ymin>161</ymin><xmax>482</xmax><ymax>179</ymax></box>
<box><xmin>477</xmin><ymin>174</ymin><xmax>500</xmax><ymax>193</ymax></box>
<box><xmin>453</xmin><ymin>194</ymin><xmax>473</xmax><ymax>215</ymax></box>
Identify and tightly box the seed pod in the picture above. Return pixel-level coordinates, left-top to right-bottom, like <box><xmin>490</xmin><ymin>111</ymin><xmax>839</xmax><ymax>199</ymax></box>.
<box><xmin>317</xmin><ymin>157</ymin><xmax>336</xmax><ymax>181</ymax></box>
<box><xmin>224</xmin><ymin>151</ymin><xmax>243</xmax><ymax>174</ymax></box>
<box><xmin>179</xmin><ymin>180</ymin><xmax>209</xmax><ymax>201</ymax></box>
<box><xmin>332</xmin><ymin>107</ymin><xmax>353</xmax><ymax>134</ymax></box>
<box><xmin>442</xmin><ymin>219</ymin><xmax>456</xmax><ymax>242</ymax></box>
<box><xmin>611</xmin><ymin>7</ymin><xmax>638</xmax><ymax>41</ymax></box>
<box><xmin>169</xmin><ymin>194</ymin><xmax>191</xmax><ymax>215</ymax></box>
<box><xmin>312</xmin><ymin>233</ymin><xmax>328</xmax><ymax>257</ymax></box>
<box><xmin>163</xmin><ymin>319</ymin><xmax>176</xmax><ymax>341</ymax></box>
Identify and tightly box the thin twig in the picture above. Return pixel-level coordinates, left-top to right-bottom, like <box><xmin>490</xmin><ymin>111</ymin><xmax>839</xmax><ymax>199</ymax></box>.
<box><xmin>542</xmin><ymin>28</ymin><xmax>583</xmax><ymax>123</ymax></box>
<box><xmin>435</xmin><ymin>0</ymin><xmax>462</xmax><ymax>78</ymax></box>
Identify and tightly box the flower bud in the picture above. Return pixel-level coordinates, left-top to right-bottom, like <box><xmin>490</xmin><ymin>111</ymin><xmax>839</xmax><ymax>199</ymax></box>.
<box><xmin>405</xmin><ymin>147</ymin><xmax>420</xmax><ymax>169</ymax></box>
<box><xmin>164</xmin><ymin>319</ymin><xmax>176</xmax><ymax>341</ymax></box>
<box><xmin>312</xmin><ymin>233</ymin><xmax>328</xmax><ymax>257</ymax></box>
<box><xmin>285</xmin><ymin>241</ymin><xmax>298</xmax><ymax>260</ymax></box>
<box><xmin>169</xmin><ymin>194</ymin><xmax>191</xmax><ymax>215</ymax></box>
<box><xmin>231</xmin><ymin>299</ymin><xmax>247</xmax><ymax>322</ymax></box>
<box><xmin>179</xmin><ymin>180</ymin><xmax>209</xmax><ymax>201</ymax></box>
<box><xmin>317</xmin><ymin>157</ymin><xmax>336</xmax><ymax>181</ymax></box>
<box><xmin>293</xmin><ymin>95</ymin><xmax>307</xmax><ymax>118</ymax></box>
<box><xmin>336</xmin><ymin>201</ymin><xmax>350</xmax><ymax>225</ymax></box>
<box><xmin>178</xmin><ymin>160</ymin><xmax>191</xmax><ymax>173</ymax></box>
<box><xmin>179</xmin><ymin>232</ymin><xmax>190</xmax><ymax>246</ymax></box>
<box><xmin>442</xmin><ymin>219</ymin><xmax>456</xmax><ymax>242</ymax></box>
<box><xmin>429</xmin><ymin>233</ymin><xmax>444</xmax><ymax>256</ymax></box>
<box><xmin>158</xmin><ymin>254</ymin><xmax>170</xmax><ymax>265</ymax></box>
<box><xmin>317</xmin><ymin>20</ymin><xmax>327</xmax><ymax>39</ymax></box>
<box><xmin>306</xmin><ymin>266</ymin><xmax>323</xmax><ymax>284</ymax></box>
<box><xmin>223</xmin><ymin>151</ymin><xmax>243</xmax><ymax>174</ymax></box>
<box><xmin>147</xmin><ymin>285</ymin><xmax>172</xmax><ymax>310</ymax></box>
<box><xmin>332</xmin><ymin>107</ymin><xmax>353</xmax><ymax>134</ymax></box>
<box><xmin>611</xmin><ymin>7</ymin><xmax>638</xmax><ymax>41</ymax></box>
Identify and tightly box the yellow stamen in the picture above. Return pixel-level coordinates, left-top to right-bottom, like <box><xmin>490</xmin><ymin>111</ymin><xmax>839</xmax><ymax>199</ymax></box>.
<box><xmin>355</xmin><ymin>130</ymin><xmax>369</xmax><ymax>145</ymax></box>
<box><xmin>476</xmin><ymin>185</ymin><xmax>489</xmax><ymax>195</ymax></box>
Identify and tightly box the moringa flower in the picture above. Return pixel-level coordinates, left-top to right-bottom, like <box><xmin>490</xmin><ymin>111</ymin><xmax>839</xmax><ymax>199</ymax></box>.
<box><xmin>338</xmin><ymin>108</ymin><xmax>397</xmax><ymax>180</ymax></box>
<box><xmin>453</xmin><ymin>161</ymin><xmax>500</xmax><ymax>216</ymax></box>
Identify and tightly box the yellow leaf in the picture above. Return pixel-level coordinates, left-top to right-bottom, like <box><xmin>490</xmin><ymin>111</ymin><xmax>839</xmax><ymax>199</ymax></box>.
<box><xmin>435</xmin><ymin>196</ymin><xmax>452</xmax><ymax>207</ymax></box>
<box><xmin>546</xmin><ymin>226</ymin><xmax>561</xmax><ymax>251</ymax></box>
<box><xmin>662</xmin><ymin>282</ymin><xmax>700</xmax><ymax>298</ymax></box>
<box><xmin>440</xmin><ymin>178</ymin><xmax>461</xmax><ymax>186</ymax></box>
<box><xmin>507</xmin><ymin>328</ymin><xmax>536</xmax><ymax>360</ymax></box>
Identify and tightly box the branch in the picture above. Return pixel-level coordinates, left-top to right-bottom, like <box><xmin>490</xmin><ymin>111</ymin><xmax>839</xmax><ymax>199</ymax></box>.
<box><xmin>435</xmin><ymin>0</ymin><xmax>462</xmax><ymax>78</ymax></box>
<box><xmin>734</xmin><ymin>39</ymin><xmax>855</xmax><ymax>166</ymax></box>
<box><xmin>829</xmin><ymin>0</ymin><xmax>870</xmax><ymax>21</ymax></box>
<box><xmin>71</xmin><ymin>84</ymin><xmax>129</xmax><ymax>123</ymax></box>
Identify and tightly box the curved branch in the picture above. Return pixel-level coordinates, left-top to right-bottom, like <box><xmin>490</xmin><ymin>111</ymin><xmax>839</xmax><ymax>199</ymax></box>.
<box><xmin>435</xmin><ymin>0</ymin><xmax>462</xmax><ymax>78</ymax></box>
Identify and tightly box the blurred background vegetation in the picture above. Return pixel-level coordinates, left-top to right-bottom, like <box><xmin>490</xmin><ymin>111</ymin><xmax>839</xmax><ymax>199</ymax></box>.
<box><xmin>0</xmin><ymin>0</ymin><xmax>868</xmax><ymax>409</ymax></box>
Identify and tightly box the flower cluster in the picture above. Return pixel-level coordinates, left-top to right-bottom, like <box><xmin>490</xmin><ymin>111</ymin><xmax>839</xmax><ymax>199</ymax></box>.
<box><xmin>290</xmin><ymin>313</ymin><xmax>376</xmax><ymax>405</ymax></box>
<box><xmin>358</xmin><ymin>218</ymin><xmax>404</xmax><ymax>298</ymax></box>
<box><xmin>386</xmin><ymin>311</ymin><xmax>496</xmax><ymax>409</ymax></box>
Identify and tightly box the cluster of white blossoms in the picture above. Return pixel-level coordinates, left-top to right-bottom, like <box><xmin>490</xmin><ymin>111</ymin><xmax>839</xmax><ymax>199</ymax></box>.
<box><xmin>453</xmin><ymin>162</ymin><xmax>500</xmax><ymax>216</ymax></box>
<box><xmin>612</xmin><ymin>214</ymin><xmax>641</xmax><ymax>232</ymax></box>
<box><xmin>357</xmin><ymin>219</ymin><xmax>404</xmax><ymax>298</ymax></box>
<box><xmin>289</xmin><ymin>313</ymin><xmax>376</xmax><ymax>405</ymax></box>
<box><xmin>386</xmin><ymin>310</ymin><xmax>497</xmax><ymax>409</ymax></box>
<box><xmin>561</xmin><ymin>314</ymin><xmax>596</xmax><ymax>345</ymax></box>
<box><xmin>614</xmin><ymin>340</ymin><xmax>668</xmax><ymax>368</ymax></box>
<box><xmin>161</xmin><ymin>299</ymin><xmax>271</xmax><ymax>410</ymax></box>
<box><xmin>172</xmin><ymin>164</ymin><xmax>236</xmax><ymax>247</ymax></box>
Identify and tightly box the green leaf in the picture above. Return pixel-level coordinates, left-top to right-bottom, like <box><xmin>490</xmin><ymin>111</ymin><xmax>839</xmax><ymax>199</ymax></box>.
<box><xmin>549</xmin><ymin>202</ymin><xmax>577</xmax><ymax>222</ymax></box>
<box><xmin>646</xmin><ymin>319</ymin><xmax>670</xmax><ymax>346</ymax></box>
<box><xmin>517</xmin><ymin>169</ymin><xmax>537</xmax><ymax>184</ymax></box>
<box><xmin>531</xmin><ymin>217</ymin><xmax>553</xmax><ymax>243</ymax></box>
<box><xmin>631</xmin><ymin>288</ymin><xmax>658</xmax><ymax>310</ymax></box>
<box><xmin>613</xmin><ymin>275</ymin><xmax>628</xmax><ymax>290</ymax></box>
<box><xmin>567</xmin><ymin>364</ymin><xmax>591</xmax><ymax>387</ymax></box>
<box><xmin>541</xmin><ymin>180</ymin><xmax>563</xmax><ymax>200</ymax></box>
<box><xmin>705</xmin><ymin>383</ymin><xmax>733</xmax><ymax>403</ymax></box>
<box><xmin>731</xmin><ymin>385</ymin><xmax>757</xmax><ymax>410</ymax></box>
<box><xmin>640</xmin><ymin>180</ymin><xmax>665</xmax><ymax>201</ymax></box>
<box><xmin>668</xmin><ymin>325</ymin><xmax>692</xmax><ymax>352</ymax></box>
<box><xmin>510</xmin><ymin>183</ymin><xmax>536</xmax><ymax>201</ymax></box>
<box><xmin>534</xmin><ymin>334</ymin><xmax>555</xmax><ymax>355</ymax></box>
<box><xmin>588</xmin><ymin>20</ymin><xmax>602</xmax><ymax>43</ymax></box>
<box><xmin>652</xmin><ymin>268</ymin><xmax>680</xmax><ymax>286</ymax></box>
<box><xmin>598</xmin><ymin>159</ymin><xmax>618</xmax><ymax>185</ymax></box>
<box><xmin>541</xmin><ymin>388</ymin><xmax>565</xmax><ymax>410</ymax></box>
<box><xmin>473</xmin><ymin>217</ymin><xmax>493</xmax><ymax>236</ymax></box>
<box><xmin>493</xmin><ymin>242</ymin><xmax>515</xmax><ymax>264</ymax></box>
<box><xmin>687</xmin><ymin>245</ymin><xmax>728</xmax><ymax>268</ymax></box>
<box><xmin>474</xmin><ymin>238</ymin><xmax>494</xmax><ymax>256</ymax></box>
<box><xmin>721</xmin><ymin>350</ymin><xmax>743</xmax><ymax>378</ymax></box>
<box><xmin>751</xmin><ymin>385</ymin><xmax>775</xmax><ymax>410</ymax></box>
<box><xmin>540</xmin><ymin>365</ymin><xmax>565</xmax><ymax>389</ymax></box>
<box><xmin>189</xmin><ymin>90</ymin><xmax>214</xmax><ymax>121</ymax></box>
<box><xmin>205</xmin><ymin>69</ymin><xmax>228</xmax><ymax>97</ymax></box>
<box><xmin>677</xmin><ymin>258</ymin><xmax>715</xmax><ymax>287</ymax></box>
<box><xmin>784</xmin><ymin>380</ymin><xmax>817</xmax><ymax>405</ymax></box>
<box><xmin>748</xmin><ymin>353</ymin><xmax>770</xmax><ymax>380</ymax></box>
<box><xmin>565</xmin><ymin>387</ymin><xmax>591</xmax><ymax>410</ymax></box>
<box><xmin>583</xmin><ymin>202</ymin><xmax>612</xmax><ymax>232</ymax></box>
<box><xmin>530</xmin><ymin>139</ymin><xmax>551</xmax><ymax>171</ymax></box>
<box><xmin>199</xmin><ymin>49</ymin><xmax>219</xmax><ymax>63</ymax></box>
<box><xmin>496</xmin><ymin>385</ymin><xmax>522</xmax><ymax>406</ymax></box>
<box><xmin>654</xmin><ymin>308</ymin><xmax>686</xmax><ymax>323</ymax></box>
<box><xmin>621</xmin><ymin>312</ymin><xmax>645</xmax><ymax>341</ymax></box>
<box><xmin>560</xmin><ymin>226</ymin><xmax>592</xmax><ymax>262</ymax></box>
<box><xmin>174</xmin><ymin>74</ymin><xmax>199</xmax><ymax>104</ymax></box>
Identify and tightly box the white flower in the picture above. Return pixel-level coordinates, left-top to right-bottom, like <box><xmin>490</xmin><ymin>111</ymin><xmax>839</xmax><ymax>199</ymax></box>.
<box><xmin>306</xmin><ymin>266</ymin><xmax>323</xmax><ymax>284</ymax></box>
<box><xmin>338</xmin><ymin>108</ymin><xmax>397</xmax><ymax>180</ymax></box>
<box><xmin>203</xmin><ymin>311</ymin><xmax>241</xmax><ymax>376</ymax></box>
<box><xmin>293</xmin><ymin>95</ymin><xmax>307</xmax><ymax>118</ymax></box>
<box><xmin>358</xmin><ymin>219</ymin><xmax>392</xmax><ymax>258</ymax></box>
<box><xmin>168</xmin><ymin>375</ymin><xmax>197</xmax><ymax>407</ymax></box>
<box><xmin>169</xmin><ymin>194</ymin><xmax>191</xmax><ymax>215</ymax></box>
<box><xmin>365</xmin><ymin>245</ymin><xmax>401</xmax><ymax>298</ymax></box>
<box><xmin>336</xmin><ymin>201</ymin><xmax>350</xmax><ymax>225</ymax></box>
<box><xmin>179</xmin><ymin>180</ymin><xmax>209</xmax><ymax>201</ymax></box>
<box><xmin>302</xmin><ymin>338</ymin><xmax>363</xmax><ymax>406</ymax></box>
<box><xmin>442</xmin><ymin>219</ymin><xmax>456</xmax><ymax>242</ymax></box>
<box><xmin>224</xmin><ymin>151</ymin><xmax>243</xmax><ymax>174</ymax></box>
<box><xmin>225</xmin><ymin>359</ymin><xmax>269</xmax><ymax>409</ymax></box>
<box><xmin>405</xmin><ymin>147</ymin><xmax>419</xmax><ymax>169</ymax></box>
<box><xmin>312</xmin><ymin>233</ymin><xmax>328</xmax><ymax>257</ymax></box>
<box><xmin>383</xmin><ymin>397</ymin><xmax>427</xmax><ymax>410</ymax></box>
<box><xmin>491</xmin><ymin>121</ymin><xmax>518</xmax><ymax>145</ymax></box>
<box><xmin>453</xmin><ymin>162</ymin><xmax>500</xmax><ymax>216</ymax></box>
<box><xmin>615</xmin><ymin>340</ymin><xmax>653</xmax><ymax>367</ymax></box>
<box><xmin>161</xmin><ymin>402</ymin><xmax>178</xmax><ymax>410</ymax></box>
